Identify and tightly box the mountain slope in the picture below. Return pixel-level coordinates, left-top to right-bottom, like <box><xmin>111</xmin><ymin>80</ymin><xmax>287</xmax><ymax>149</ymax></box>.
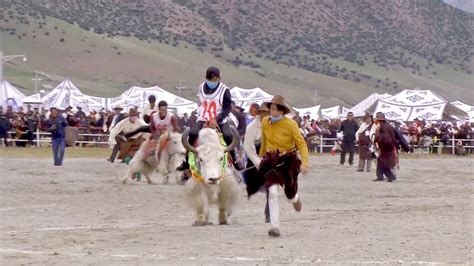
<box><xmin>1</xmin><ymin>0</ymin><xmax>473</xmax><ymax>106</ymax></box>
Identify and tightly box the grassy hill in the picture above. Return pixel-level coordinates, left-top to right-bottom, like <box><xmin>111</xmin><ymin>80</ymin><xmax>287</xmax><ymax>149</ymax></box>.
<box><xmin>1</xmin><ymin>0</ymin><xmax>473</xmax><ymax>107</ymax></box>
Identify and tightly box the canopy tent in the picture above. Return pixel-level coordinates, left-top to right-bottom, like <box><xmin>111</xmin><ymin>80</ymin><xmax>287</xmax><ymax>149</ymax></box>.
<box><xmin>342</xmin><ymin>93</ymin><xmax>391</xmax><ymax>117</ymax></box>
<box><xmin>230</xmin><ymin>87</ymin><xmax>273</xmax><ymax>112</ymax></box>
<box><xmin>451</xmin><ymin>101</ymin><xmax>474</xmax><ymax>113</ymax></box>
<box><xmin>320</xmin><ymin>105</ymin><xmax>350</xmax><ymax>120</ymax></box>
<box><xmin>106</xmin><ymin>95</ymin><xmax>140</xmax><ymax>111</ymax></box>
<box><xmin>41</xmin><ymin>79</ymin><xmax>106</xmax><ymax>113</ymax></box>
<box><xmin>450</xmin><ymin>101</ymin><xmax>474</xmax><ymax>122</ymax></box>
<box><xmin>22</xmin><ymin>93</ymin><xmax>43</xmax><ymax>104</ymax></box>
<box><xmin>119</xmin><ymin>85</ymin><xmax>198</xmax><ymax>116</ymax></box>
<box><xmin>293</xmin><ymin>105</ymin><xmax>321</xmax><ymax>120</ymax></box>
<box><xmin>372</xmin><ymin>89</ymin><xmax>466</xmax><ymax>121</ymax></box>
<box><xmin>0</xmin><ymin>80</ymin><xmax>25</xmax><ymax>111</ymax></box>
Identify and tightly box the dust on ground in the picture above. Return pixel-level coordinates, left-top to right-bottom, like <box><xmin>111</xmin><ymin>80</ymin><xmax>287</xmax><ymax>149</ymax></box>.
<box><xmin>0</xmin><ymin>155</ymin><xmax>472</xmax><ymax>265</ymax></box>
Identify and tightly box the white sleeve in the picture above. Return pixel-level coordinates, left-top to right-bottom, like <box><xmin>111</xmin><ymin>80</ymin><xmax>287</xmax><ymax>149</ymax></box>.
<box><xmin>243</xmin><ymin>121</ymin><xmax>261</xmax><ymax>167</ymax></box>
<box><xmin>355</xmin><ymin>123</ymin><xmax>365</xmax><ymax>142</ymax></box>
<box><xmin>137</xmin><ymin>119</ymin><xmax>148</xmax><ymax>127</ymax></box>
<box><xmin>369</xmin><ymin>124</ymin><xmax>379</xmax><ymax>142</ymax></box>
<box><xmin>108</xmin><ymin>119</ymin><xmax>124</xmax><ymax>148</ymax></box>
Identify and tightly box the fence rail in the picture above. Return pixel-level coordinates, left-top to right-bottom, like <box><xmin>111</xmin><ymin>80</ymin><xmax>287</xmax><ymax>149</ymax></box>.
<box><xmin>4</xmin><ymin>130</ymin><xmax>473</xmax><ymax>155</ymax></box>
<box><xmin>6</xmin><ymin>128</ymin><xmax>109</xmax><ymax>147</ymax></box>
<box><xmin>309</xmin><ymin>135</ymin><xmax>473</xmax><ymax>155</ymax></box>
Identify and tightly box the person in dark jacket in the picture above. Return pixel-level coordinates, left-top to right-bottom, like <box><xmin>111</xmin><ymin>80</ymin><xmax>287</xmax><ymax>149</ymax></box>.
<box><xmin>0</xmin><ymin>113</ymin><xmax>12</xmax><ymax>147</ymax></box>
<box><xmin>47</xmin><ymin>107</ymin><xmax>68</xmax><ymax>166</ymax></box>
<box><xmin>179</xmin><ymin>113</ymin><xmax>189</xmax><ymax>131</ymax></box>
<box><xmin>75</xmin><ymin>106</ymin><xmax>86</xmax><ymax>119</ymax></box>
<box><xmin>393</xmin><ymin>122</ymin><xmax>412</xmax><ymax>153</ymax></box>
<box><xmin>339</xmin><ymin>112</ymin><xmax>359</xmax><ymax>166</ymax></box>
<box><xmin>373</xmin><ymin>112</ymin><xmax>397</xmax><ymax>182</ymax></box>
<box><xmin>187</xmin><ymin>111</ymin><xmax>197</xmax><ymax>129</ymax></box>
<box><xmin>231</xmin><ymin>101</ymin><xmax>247</xmax><ymax>137</ymax></box>
<box><xmin>25</xmin><ymin>111</ymin><xmax>37</xmax><ymax>146</ymax></box>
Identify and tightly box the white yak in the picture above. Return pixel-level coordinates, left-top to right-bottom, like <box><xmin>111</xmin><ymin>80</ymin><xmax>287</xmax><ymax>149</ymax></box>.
<box><xmin>157</xmin><ymin>132</ymin><xmax>187</xmax><ymax>184</ymax></box>
<box><xmin>123</xmin><ymin>132</ymin><xmax>185</xmax><ymax>185</ymax></box>
<box><xmin>182</xmin><ymin>126</ymin><xmax>240</xmax><ymax>226</ymax></box>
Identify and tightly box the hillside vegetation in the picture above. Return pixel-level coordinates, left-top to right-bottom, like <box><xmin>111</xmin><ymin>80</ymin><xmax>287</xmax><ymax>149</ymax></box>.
<box><xmin>1</xmin><ymin>0</ymin><xmax>473</xmax><ymax>106</ymax></box>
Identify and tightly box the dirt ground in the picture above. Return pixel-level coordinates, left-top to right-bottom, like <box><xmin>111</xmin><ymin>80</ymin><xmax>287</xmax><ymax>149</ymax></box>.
<box><xmin>0</xmin><ymin>154</ymin><xmax>472</xmax><ymax>265</ymax></box>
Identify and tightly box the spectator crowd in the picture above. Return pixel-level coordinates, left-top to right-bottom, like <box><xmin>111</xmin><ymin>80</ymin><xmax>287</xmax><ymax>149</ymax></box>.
<box><xmin>0</xmin><ymin>102</ymin><xmax>472</xmax><ymax>156</ymax></box>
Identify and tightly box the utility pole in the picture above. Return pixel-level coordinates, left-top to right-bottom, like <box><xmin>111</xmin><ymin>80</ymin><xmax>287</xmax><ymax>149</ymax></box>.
<box><xmin>32</xmin><ymin>71</ymin><xmax>42</xmax><ymax>94</ymax></box>
<box><xmin>175</xmin><ymin>80</ymin><xmax>187</xmax><ymax>96</ymax></box>
<box><xmin>311</xmin><ymin>89</ymin><xmax>319</xmax><ymax>106</ymax></box>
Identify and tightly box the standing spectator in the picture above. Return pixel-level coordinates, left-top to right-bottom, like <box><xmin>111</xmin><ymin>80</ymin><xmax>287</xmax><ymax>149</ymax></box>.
<box><xmin>407</xmin><ymin>122</ymin><xmax>417</xmax><ymax>145</ymax></box>
<box><xmin>39</xmin><ymin>107</ymin><xmax>48</xmax><ymax>131</ymax></box>
<box><xmin>231</xmin><ymin>101</ymin><xmax>247</xmax><ymax>137</ymax></box>
<box><xmin>187</xmin><ymin>110</ymin><xmax>197</xmax><ymax>129</ymax></box>
<box><xmin>96</xmin><ymin>109</ymin><xmax>107</xmax><ymax>130</ymax></box>
<box><xmin>17</xmin><ymin>106</ymin><xmax>25</xmax><ymax>116</ymax></box>
<box><xmin>246</xmin><ymin>103</ymin><xmax>259</xmax><ymax>125</ymax></box>
<box><xmin>106</xmin><ymin>106</ymin><xmax>125</xmax><ymax>132</ymax></box>
<box><xmin>339</xmin><ymin>112</ymin><xmax>359</xmax><ymax>166</ymax></box>
<box><xmin>5</xmin><ymin>105</ymin><xmax>15</xmax><ymax>119</ymax></box>
<box><xmin>0</xmin><ymin>113</ymin><xmax>12</xmax><ymax>147</ymax></box>
<box><xmin>75</xmin><ymin>106</ymin><xmax>86</xmax><ymax>118</ymax></box>
<box><xmin>141</xmin><ymin>95</ymin><xmax>158</xmax><ymax>123</ymax></box>
<box><xmin>373</xmin><ymin>112</ymin><xmax>397</xmax><ymax>182</ymax></box>
<box><xmin>47</xmin><ymin>108</ymin><xmax>67</xmax><ymax>166</ymax></box>
<box><xmin>13</xmin><ymin>113</ymin><xmax>27</xmax><ymax>147</ymax></box>
<box><xmin>355</xmin><ymin>113</ymin><xmax>373</xmax><ymax>172</ymax></box>
<box><xmin>179</xmin><ymin>113</ymin><xmax>189</xmax><ymax>130</ymax></box>
<box><xmin>25</xmin><ymin>111</ymin><xmax>37</xmax><ymax>146</ymax></box>
<box><xmin>293</xmin><ymin>111</ymin><xmax>303</xmax><ymax>127</ymax></box>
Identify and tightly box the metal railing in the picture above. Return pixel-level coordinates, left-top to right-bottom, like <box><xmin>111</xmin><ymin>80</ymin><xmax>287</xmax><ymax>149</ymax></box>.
<box><xmin>5</xmin><ymin>128</ymin><xmax>109</xmax><ymax>147</ymax></box>
<box><xmin>3</xmin><ymin>130</ymin><xmax>473</xmax><ymax>155</ymax></box>
<box><xmin>309</xmin><ymin>135</ymin><xmax>473</xmax><ymax>155</ymax></box>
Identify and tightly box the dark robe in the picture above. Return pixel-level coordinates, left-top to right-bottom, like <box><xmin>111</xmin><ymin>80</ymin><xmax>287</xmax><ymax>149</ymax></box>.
<box><xmin>375</xmin><ymin>123</ymin><xmax>397</xmax><ymax>169</ymax></box>
<box><xmin>247</xmin><ymin>151</ymin><xmax>301</xmax><ymax>200</ymax></box>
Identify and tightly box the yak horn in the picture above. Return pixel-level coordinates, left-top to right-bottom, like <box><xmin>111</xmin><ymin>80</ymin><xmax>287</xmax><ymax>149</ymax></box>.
<box><xmin>181</xmin><ymin>127</ymin><xmax>197</xmax><ymax>154</ymax></box>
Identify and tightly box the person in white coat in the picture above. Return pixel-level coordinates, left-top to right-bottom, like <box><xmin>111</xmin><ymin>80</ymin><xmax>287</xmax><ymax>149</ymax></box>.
<box><xmin>108</xmin><ymin>108</ymin><xmax>148</xmax><ymax>162</ymax></box>
<box><xmin>243</xmin><ymin>104</ymin><xmax>271</xmax><ymax>222</ymax></box>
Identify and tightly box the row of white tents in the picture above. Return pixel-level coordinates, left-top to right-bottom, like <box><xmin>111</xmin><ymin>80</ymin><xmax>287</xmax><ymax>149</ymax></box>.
<box><xmin>1</xmin><ymin>79</ymin><xmax>473</xmax><ymax>122</ymax></box>
<box><xmin>0</xmin><ymin>79</ymin><xmax>198</xmax><ymax>116</ymax></box>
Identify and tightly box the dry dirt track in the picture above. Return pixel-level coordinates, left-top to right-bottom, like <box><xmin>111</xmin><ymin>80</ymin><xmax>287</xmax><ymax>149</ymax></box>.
<box><xmin>0</xmin><ymin>154</ymin><xmax>472</xmax><ymax>265</ymax></box>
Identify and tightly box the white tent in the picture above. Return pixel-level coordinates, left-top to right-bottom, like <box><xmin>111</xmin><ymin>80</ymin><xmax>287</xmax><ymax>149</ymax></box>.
<box><xmin>106</xmin><ymin>95</ymin><xmax>139</xmax><ymax>111</ymax></box>
<box><xmin>450</xmin><ymin>101</ymin><xmax>474</xmax><ymax>113</ymax></box>
<box><xmin>22</xmin><ymin>93</ymin><xmax>43</xmax><ymax>104</ymax></box>
<box><xmin>450</xmin><ymin>101</ymin><xmax>474</xmax><ymax>122</ymax></box>
<box><xmin>0</xmin><ymin>80</ymin><xmax>25</xmax><ymax>111</ymax></box>
<box><xmin>320</xmin><ymin>105</ymin><xmax>349</xmax><ymax>120</ymax></box>
<box><xmin>41</xmin><ymin>79</ymin><xmax>106</xmax><ymax>113</ymax></box>
<box><xmin>230</xmin><ymin>87</ymin><xmax>273</xmax><ymax>111</ymax></box>
<box><xmin>343</xmin><ymin>93</ymin><xmax>391</xmax><ymax>117</ymax></box>
<box><xmin>294</xmin><ymin>105</ymin><xmax>321</xmax><ymax>120</ymax></box>
<box><xmin>373</xmin><ymin>89</ymin><xmax>450</xmax><ymax>121</ymax></box>
<box><xmin>118</xmin><ymin>85</ymin><xmax>198</xmax><ymax>115</ymax></box>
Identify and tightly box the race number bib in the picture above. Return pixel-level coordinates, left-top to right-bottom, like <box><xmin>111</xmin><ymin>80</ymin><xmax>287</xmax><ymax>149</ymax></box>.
<box><xmin>201</xmin><ymin>100</ymin><xmax>217</xmax><ymax>120</ymax></box>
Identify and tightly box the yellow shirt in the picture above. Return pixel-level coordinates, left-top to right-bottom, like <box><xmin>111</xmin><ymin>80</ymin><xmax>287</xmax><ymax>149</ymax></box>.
<box><xmin>259</xmin><ymin>116</ymin><xmax>309</xmax><ymax>167</ymax></box>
